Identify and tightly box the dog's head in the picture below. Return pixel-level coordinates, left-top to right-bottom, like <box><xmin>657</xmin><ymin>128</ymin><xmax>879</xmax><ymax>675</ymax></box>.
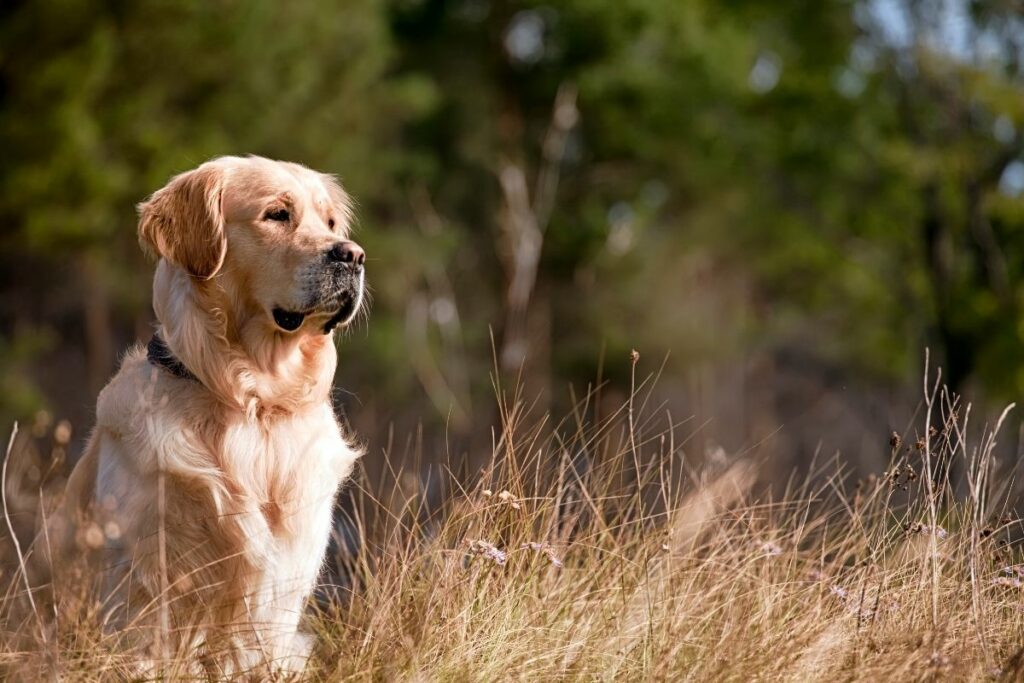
<box><xmin>139</xmin><ymin>156</ymin><xmax>365</xmax><ymax>336</ymax></box>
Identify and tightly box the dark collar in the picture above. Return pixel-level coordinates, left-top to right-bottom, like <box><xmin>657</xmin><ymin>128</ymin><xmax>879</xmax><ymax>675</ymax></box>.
<box><xmin>147</xmin><ymin>334</ymin><xmax>198</xmax><ymax>382</ymax></box>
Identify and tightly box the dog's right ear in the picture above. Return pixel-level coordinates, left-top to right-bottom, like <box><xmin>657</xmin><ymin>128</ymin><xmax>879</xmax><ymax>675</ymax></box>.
<box><xmin>138</xmin><ymin>164</ymin><xmax>227</xmax><ymax>280</ymax></box>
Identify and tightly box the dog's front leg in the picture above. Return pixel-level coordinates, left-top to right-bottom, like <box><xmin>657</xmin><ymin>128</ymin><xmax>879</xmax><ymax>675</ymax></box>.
<box><xmin>250</xmin><ymin>586</ymin><xmax>315</xmax><ymax>674</ymax></box>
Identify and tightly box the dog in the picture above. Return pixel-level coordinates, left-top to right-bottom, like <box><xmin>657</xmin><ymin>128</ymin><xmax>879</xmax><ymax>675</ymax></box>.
<box><xmin>30</xmin><ymin>156</ymin><xmax>366</xmax><ymax>675</ymax></box>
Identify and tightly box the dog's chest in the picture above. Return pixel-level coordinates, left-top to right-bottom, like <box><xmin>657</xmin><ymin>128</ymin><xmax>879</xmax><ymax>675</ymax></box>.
<box><xmin>221</xmin><ymin>403</ymin><xmax>355</xmax><ymax>541</ymax></box>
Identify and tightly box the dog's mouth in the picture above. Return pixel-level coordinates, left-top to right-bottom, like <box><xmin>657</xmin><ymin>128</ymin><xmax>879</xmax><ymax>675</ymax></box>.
<box><xmin>272</xmin><ymin>308</ymin><xmax>306</xmax><ymax>332</ymax></box>
<box><xmin>272</xmin><ymin>277</ymin><xmax>364</xmax><ymax>335</ymax></box>
<box><xmin>322</xmin><ymin>293</ymin><xmax>358</xmax><ymax>333</ymax></box>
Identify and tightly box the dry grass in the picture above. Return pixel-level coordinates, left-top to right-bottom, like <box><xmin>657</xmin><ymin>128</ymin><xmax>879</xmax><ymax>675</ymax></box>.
<box><xmin>4</xmin><ymin>361</ymin><xmax>1024</xmax><ymax>681</ymax></box>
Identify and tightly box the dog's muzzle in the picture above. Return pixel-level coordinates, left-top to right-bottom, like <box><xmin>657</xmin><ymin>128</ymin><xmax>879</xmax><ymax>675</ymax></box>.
<box><xmin>273</xmin><ymin>241</ymin><xmax>366</xmax><ymax>334</ymax></box>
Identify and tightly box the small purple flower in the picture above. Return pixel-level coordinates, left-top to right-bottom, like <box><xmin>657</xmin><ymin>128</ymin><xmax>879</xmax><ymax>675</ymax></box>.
<box><xmin>465</xmin><ymin>539</ymin><xmax>508</xmax><ymax>566</ymax></box>
<box><xmin>829</xmin><ymin>584</ymin><xmax>849</xmax><ymax>600</ymax></box>
<box><xmin>522</xmin><ymin>542</ymin><xmax>564</xmax><ymax>568</ymax></box>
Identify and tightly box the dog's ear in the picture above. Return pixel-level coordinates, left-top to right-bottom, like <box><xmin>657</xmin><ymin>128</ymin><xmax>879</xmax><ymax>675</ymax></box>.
<box><xmin>138</xmin><ymin>164</ymin><xmax>227</xmax><ymax>280</ymax></box>
<box><xmin>321</xmin><ymin>174</ymin><xmax>355</xmax><ymax>237</ymax></box>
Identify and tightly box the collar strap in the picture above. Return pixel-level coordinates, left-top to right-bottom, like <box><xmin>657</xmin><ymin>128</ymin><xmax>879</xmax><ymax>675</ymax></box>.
<box><xmin>147</xmin><ymin>334</ymin><xmax>198</xmax><ymax>382</ymax></box>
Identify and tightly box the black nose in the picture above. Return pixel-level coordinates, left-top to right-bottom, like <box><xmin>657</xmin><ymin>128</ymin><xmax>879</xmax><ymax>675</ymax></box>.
<box><xmin>326</xmin><ymin>241</ymin><xmax>365</xmax><ymax>267</ymax></box>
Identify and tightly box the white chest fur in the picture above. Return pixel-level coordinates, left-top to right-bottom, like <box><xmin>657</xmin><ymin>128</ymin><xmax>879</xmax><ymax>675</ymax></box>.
<box><xmin>217</xmin><ymin>403</ymin><xmax>357</xmax><ymax>572</ymax></box>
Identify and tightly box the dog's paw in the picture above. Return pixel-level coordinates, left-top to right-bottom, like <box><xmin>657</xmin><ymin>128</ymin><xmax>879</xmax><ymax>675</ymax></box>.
<box><xmin>272</xmin><ymin>631</ymin><xmax>315</xmax><ymax>675</ymax></box>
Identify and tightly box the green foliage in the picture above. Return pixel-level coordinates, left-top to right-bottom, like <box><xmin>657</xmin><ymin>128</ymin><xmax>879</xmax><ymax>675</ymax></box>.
<box><xmin>2</xmin><ymin>0</ymin><xmax>1024</xmax><ymax>432</ymax></box>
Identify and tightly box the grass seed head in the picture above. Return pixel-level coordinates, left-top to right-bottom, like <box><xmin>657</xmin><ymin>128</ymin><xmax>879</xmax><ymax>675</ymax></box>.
<box><xmin>465</xmin><ymin>539</ymin><xmax>508</xmax><ymax>566</ymax></box>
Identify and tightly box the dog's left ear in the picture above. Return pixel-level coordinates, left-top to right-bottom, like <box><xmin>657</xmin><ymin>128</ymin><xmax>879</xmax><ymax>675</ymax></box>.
<box><xmin>138</xmin><ymin>163</ymin><xmax>227</xmax><ymax>280</ymax></box>
<box><xmin>322</xmin><ymin>174</ymin><xmax>355</xmax><ymax>237</ymax></box>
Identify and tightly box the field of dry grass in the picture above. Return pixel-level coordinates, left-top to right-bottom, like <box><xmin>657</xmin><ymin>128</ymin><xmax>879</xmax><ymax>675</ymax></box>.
<box><xmin>4</xmin><ymin>363</ymin><xmax>1024</xmax><ymax>681</ymax></box>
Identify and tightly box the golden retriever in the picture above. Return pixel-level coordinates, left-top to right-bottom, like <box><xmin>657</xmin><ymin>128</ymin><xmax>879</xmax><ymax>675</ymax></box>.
<box><xmin>30</xmin><ymin>156</ymin><xmax>366</xmax><ymax>675</ymax></box>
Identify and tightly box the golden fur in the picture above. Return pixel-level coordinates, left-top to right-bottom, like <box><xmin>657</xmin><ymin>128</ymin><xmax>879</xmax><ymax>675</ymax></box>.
<box><xmin>31</xmin><ymin>156</ymin><xmax>366</xmax><ymax>675</ymax></box>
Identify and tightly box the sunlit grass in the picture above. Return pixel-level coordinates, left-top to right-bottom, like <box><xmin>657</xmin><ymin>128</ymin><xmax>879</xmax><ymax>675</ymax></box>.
<box><xmin>4</xmin><ymin>362</ymin><xmax>1024</xmax><ymax>680</ymax></box>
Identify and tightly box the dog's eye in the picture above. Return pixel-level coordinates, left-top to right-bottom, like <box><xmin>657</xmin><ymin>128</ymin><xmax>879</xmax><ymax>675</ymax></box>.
<box><xmin>328</xmin><ymin>218</ymin><xmax>336</xmax><ymax>230</ymax></box>
<box><xmin>264</xmin><ymin>208</ymin><xmax>290</xmax><ymax>222</ymax></box>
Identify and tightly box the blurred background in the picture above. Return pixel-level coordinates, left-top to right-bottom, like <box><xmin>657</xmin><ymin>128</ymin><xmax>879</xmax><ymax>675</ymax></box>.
<box><xmin>3</xmin><ymin>0</ymin><xmax>1024</xmax><ymax>485</ymax></box>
